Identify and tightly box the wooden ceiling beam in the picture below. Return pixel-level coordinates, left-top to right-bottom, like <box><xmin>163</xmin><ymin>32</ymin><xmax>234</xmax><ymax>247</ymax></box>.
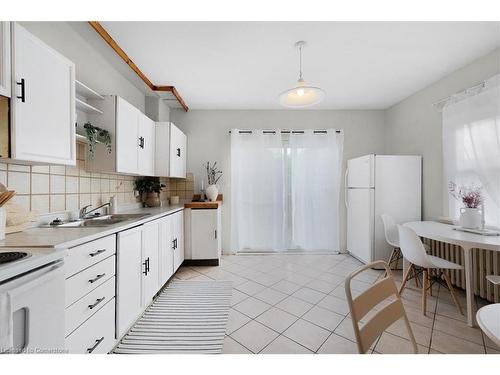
<box><xmin>88</xmin><ymin>21</ymin><xmax>188</xmax><ymax>111</ymax></box>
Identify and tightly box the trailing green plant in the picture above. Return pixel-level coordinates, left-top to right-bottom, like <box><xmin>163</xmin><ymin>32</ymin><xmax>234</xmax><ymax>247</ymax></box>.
<box><xmin>84</xmin><ymin>122</ymin><xmax>112</xmax><ymax>158</ymax></box>
<box><xmin>134</xmin><ymin>176</ymin><xmax>166</xmax><ymax>194</ymax></box>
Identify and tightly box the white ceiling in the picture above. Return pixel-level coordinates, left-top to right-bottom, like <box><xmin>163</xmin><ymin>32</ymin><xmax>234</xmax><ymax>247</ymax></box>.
<box><xmin>101</xmin><ymin>22</ymin><xmax>500</xmax><ymax>110</ymax></box>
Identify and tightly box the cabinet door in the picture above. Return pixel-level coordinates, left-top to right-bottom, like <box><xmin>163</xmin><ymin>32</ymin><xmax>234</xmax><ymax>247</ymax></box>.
<box><xmin>191</xmin><ymin>209</ymin><xmax>218</xmax><ymax>260</ymax></box>
<box><xmin>154</xmin><ymin>122</ymin><xmax>170</xmax><ymax>177</ymax></box>
<box><xmin>11</xmin><ymin>23</ymin><xmax>76</xmax><ymax>165</ymax></box>
<box><xmin>138</xmin><ymin>113</ymin><xmax>155</xmax><ymax>176</ymax></box>
<box><xmin>173</xmin><ymin>210</ymin><xmax>185</xmax><ymax>271</ymax></box>
<box><xmin>169</xmin><ymin>123</ymin><xmax>186</xmax><ymax>178</ymax></box>
<box><xmin>116</xmin><ymin>226</ymin><xmax>143</xmax><ymax>339</ymax></box>
<box><xmin>116</xmin><ymin>96</ymin><xmax>139</xmax><ymax>174</ymax></box>
<box><xmin>0</xmin><ymin>22</ymin><xmax>11</xmax><ymax>97</ymax></box>
<box><xmin>142</xmin><ymin>220</ymin><xmax>160</xmax><ymax>306</ymax></box>
<box><xmin>158</xmin><ymin>215</ymin><xmax>174</xmax><ymax>286</ymax></box>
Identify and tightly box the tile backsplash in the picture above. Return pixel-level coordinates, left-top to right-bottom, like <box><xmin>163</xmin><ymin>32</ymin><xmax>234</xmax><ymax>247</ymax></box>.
<box><xmin>0</xmin><ymin>142</ymin><xmax>194</xmax><ymax>217</ymax></box>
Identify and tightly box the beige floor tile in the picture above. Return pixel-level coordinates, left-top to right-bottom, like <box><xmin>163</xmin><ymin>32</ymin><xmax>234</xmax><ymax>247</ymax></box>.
<box><xmin>374</xmin><ymin>332</ymin><xmax>427</xmax><ymax>354</ymax></box>
<box><xmin>271</xmin><ymin>280</ymin><xmax>302</xmax><ymax>294</ymax></box>
<box><xmin>317</xmin><ymin>295</ymin><xmax>350</xmax><ymax>315</ymax></box>
<box><xmin>283</xmin><ymin>319</ymin><xmax>330</xmax><ymax>352</ymax></box>
<box><xmin>334</xmin><ymin>318</ymin><xmax>357</xmax><ymax>342</ymax></box>
<box><xmin>431</xmin><ymin>330</ymin><xmax>486</xmax><ymax>354</ymax></box>
<box><xmin>306</xmin><ymin>278</ymin><xmax>338</xmax><ymax>294</ymax></box>
<box><xmin>226</xmin><ymin>308</ymin><xmax>252</xmax><ymax>335</ymax></box>
<box><xmin>233</xmin><ymin>296</ymin><xmax>271</xmax><ymax>318</ymax></box>
<box><xmin>433</xmin><ymin>314</ymin><xmax>483</xmax><ymax>345</ymax></box>
<box><xmin>316</xmin><ymin>272</ymin><xmax>345</xmax><ymax>285</ymax></box>
<box><xmin>230</xmin><ymin>320</ymin><xmax>279</xmax><ymax>353</ymax></box>
<box><xmin>402</xmin><ymin>304</ymin><xmax>436</xmax><ymax>328</ymax></box>
<box><xmin>261</xmin><ymin>335</ymin><xmax>313</xmax><ymax>354</ymax></box>
<box><xmin>254</xmin><ymin>287</ymin><xmax>288</xmax><ymax>305</ymax></box>
<box><xmin>234</xmin><ymin>280</ymin><xmax>266</xmax><ymax>296</ymax></box>
<box><xmin>435</xmin><ymin>298</ymin><xmax>467</xmax><ymax>322</ymax></box>
<box><xmin>485</xmin><ymin>345</ymin><xmax>500</xmax><ymax>354</ymax></box>
<box><xmin>223</xmin><ymin>336</ymin><xmax>252</xmax><ymax>354</ymax></box>
<box><xmin>385</xmin><ymin>318</ymin><xmax>432</xmax><ymax>347</ymax></box>
<box><xmin>292</xmin><ymin>287</ymin><xmax>326</xmax><ymax>304</ymax></box>
<box><xmin>256</xmin><ymin>307</ymin><xmax>298</xmax><ymax>333</ymax></box>
<box><xmin>285</xmin><ymin>273</ymin><xmax>314</xmax><ymax>285</ymax></box>
<box><xmin>302</xmin><ymin>305</ymin><xmax>344</xmax><ymax>332</ymax></box>
<box><xmin>275</xmin><ymin>296</ymin><xmax>314</xmax><ymax>317</ymax></box>
<box><xmin>231</xmin><ymin>289</ymin><xmax>250</xmax><ymax>306</ymax></box>
<box><xmin>317</xmin><ymin>333</ymin><xmax>359</xmax><ymax>354</ymax></box>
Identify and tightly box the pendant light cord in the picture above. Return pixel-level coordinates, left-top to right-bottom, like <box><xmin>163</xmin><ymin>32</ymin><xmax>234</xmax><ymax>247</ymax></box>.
<box><xmin>298</xmin><ymin>44</ymin><xmax>303</xmax><ymax>80</ymax></box>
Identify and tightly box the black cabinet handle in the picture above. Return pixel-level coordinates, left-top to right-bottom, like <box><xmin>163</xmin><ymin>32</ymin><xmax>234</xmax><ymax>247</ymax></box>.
<box><xmin>139</xmin><ymin>136</ymin><xmax>145</xmax><ymax>149</ymax></box>
<box><xmin>143</xmin><ymin>258</ymin><xmax>149</xmax><ymax>275</ymax></box>
<box><xmin>88</xmin><ymin>273</ymin><xmax>106</xmax><ymax>284</ymax></box>
<box><xmin>215</xmin><ymin>229</ymin><xmax>217</xmax><ymax>239</ymax></box>
<box><xmin>174</xmin><ymin>238</ymin><xmax>178</xmax><ymax>249</ymax></box>
<box><xmin>176</xmin><ymin>148</ymin><xmax>181</xmax><ymax>157</ymax></box>
<box><xmin>16</xmin><ymin>78</ymin><xmax>26</xmax><ymax>102</ymax></box>
<box><xmin>147</xmin><ymin>257</ymin><xmax>150</xmax><ymax>273</ymax></box>
<box><xmin>172</xmin><ymin>239</ymin><xmax>176</xmax><ymax>249</ymax></box>
<box><xmin>88</xmin><ymin>297</ymin><xmax>106</xmax><ymax>310</ymax></box>
<box><xmin>89</xmin><ymin>249</ymin><xmax>106</xmax><ymax>257</ymax></box>
<box><xmin>87</xmin><ymin>337</ymin><xmax>105</xmax><ymax>353</ymax></box>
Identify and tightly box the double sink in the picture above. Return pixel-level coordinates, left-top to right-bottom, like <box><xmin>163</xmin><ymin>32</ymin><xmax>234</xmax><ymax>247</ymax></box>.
<box><xmin>50</xmin><ymin>213</ymin><xmax>151</xmax><ymax>228</ymax></box>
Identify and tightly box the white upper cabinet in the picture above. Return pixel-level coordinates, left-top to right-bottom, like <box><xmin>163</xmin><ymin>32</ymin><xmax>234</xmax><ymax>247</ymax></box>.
<box><xmin>155</xmin><ymin>122</ymin><xmax>187</xmax><ymax>178</ymax></box>
<box><xmin>138</xmin><ymin>113</ymin><xmax>155</xmax><ymax>176</ymax></box>
<box><xmin>115</xmin><ymin>96</ymin><xmax>139</xmax><ymax>174</ymax></box>
<box><xmin>10</xmin><ymin>23</ymin><xmax>76</xmax><ymax>165</ymax></box>
<box><xmin>169</xmin><ymin>123</ymin><xmax>187</xmax><ymax>178</ymax></box>
<box><xmin>0</xmin><ymin>22</ymin><xmax>11</xmax><ymax>97</ymax></box>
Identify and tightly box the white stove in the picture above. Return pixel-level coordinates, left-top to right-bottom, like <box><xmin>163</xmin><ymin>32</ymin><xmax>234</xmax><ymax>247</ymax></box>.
<box><xmin>0</xmin><ymin>247</ymin><xmax>66</xmax><ymax>284</ymax></box>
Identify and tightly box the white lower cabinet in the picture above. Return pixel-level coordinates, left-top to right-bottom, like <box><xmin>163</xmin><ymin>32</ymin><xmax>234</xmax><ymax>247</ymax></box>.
<box><xmin>185</xmin><ymin>207</ymin><xmax>221</xmax><ymax>262</ymax></box>
<box><xmin>158</xmin><ymin>215</ymin><xmax>174</xmax><ymax>286</ymax></box>
<box><xmin>172</xmin><ymin>210</ymin><xmax>185</xmax><ymax>271</ymax></box>
<box><xmin>65</xmin><ymin>298</ymin><xmax>116</xmax><ymax>354</ymax></box>
<box><xmin>142</xmin><ymin>220</ymin><xmax>160</xmax><ymax>306</ymax></box>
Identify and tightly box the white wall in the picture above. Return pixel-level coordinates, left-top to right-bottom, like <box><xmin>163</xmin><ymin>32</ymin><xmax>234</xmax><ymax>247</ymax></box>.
<box><xmin>385</xmin><ymin>48</ymin><xmax>500</xmax><ymax>220</ymax></box>
<box><xmin>20</xmin><ymin>22</ymin><xmax>147</xmax><ymax>111</ymax></box>
<box><xmin>170</xmin><ymin>109</ymin><xmax>386</xmax><ymax>253</ymax></box>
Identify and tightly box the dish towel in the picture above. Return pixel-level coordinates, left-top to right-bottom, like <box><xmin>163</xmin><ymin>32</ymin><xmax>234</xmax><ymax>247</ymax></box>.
<box><xmin>0</xmin><ymin>292</ymin><xmax>13</xmax><ymax>353</ymax></box>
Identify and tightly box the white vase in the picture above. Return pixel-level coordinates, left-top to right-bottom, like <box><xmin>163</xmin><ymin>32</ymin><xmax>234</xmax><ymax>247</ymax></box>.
<box><xmin>206</xmin><ymin>184</ymin><xmax>218</xmax><ymax>202</ymax></box>
<box><xmin>459</xmin><ymin>207</ymin><xmax>482</xmax><ymax>229</ymax></box>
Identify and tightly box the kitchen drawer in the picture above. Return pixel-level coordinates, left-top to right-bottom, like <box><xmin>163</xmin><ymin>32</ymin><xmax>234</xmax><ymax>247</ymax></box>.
<box><xmin>65</xmin><ymin>297</ymin><xmax>116</xmax><ymax>354</ymax></box>
<box><xmin>65</xmin><ymin>255</ymin><xmax>115</xmax><ymax>308</ymax></box>
<box><xmin>65</xmin><ymin>276</ymin><xmax>115</xmax><ymax>336</ymax></box>
<box><xmin>65</xmin><ymin>235</ymin><xmax>116</xmax><ymax>277</ymax></box>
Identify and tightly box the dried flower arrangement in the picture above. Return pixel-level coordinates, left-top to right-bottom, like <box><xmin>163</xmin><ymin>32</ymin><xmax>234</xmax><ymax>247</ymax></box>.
<box><xmin>448</xmin><ymin>182</ymin><xmax>482</xmax><ymax>208</ymax></box>
<box><xmin>206</xmin><ymin>161</ymin><xmax>222</xmax><ymax>185</ymax></box>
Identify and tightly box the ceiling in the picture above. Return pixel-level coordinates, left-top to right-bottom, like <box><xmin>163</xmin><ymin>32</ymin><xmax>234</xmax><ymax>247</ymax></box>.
<box><xmin>100</xmin><ymin>22</ymin><xmax>500</xmax><ymax>110</ymax></box>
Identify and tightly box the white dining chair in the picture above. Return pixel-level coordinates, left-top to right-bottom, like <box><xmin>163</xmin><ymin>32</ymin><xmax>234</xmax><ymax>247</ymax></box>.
<box><xmin>397</xmin><ymin>225</ymin><xmax>464</xmax><ymax>316</ymax></box>
<box><xmin>345</xmin><ymin>260</ymin><xmax>418</xmax><ymax>354</ymax></box>
<box><xmin>380</xmin><ymin>214</ymin><xmax>402</xmax><ymax>271</ymax></box>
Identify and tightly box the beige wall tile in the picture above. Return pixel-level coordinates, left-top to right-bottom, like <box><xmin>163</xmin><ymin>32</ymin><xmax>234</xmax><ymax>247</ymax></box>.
<box><xmin>66</xmin><ymin>164</ymin><xmax>79</xmax><ymax>176</ymax></box>
<box><xmin>0</xmin><ymin>163</ymin><xmax>6</xmax><ymax>171</ymax></box>
<box><xmin>7</xmin><ymin>172</ymin><xmax>30</xmax><ymax>194</ymax></box>
<box><xmin>50</xmin><ymin>175</ymin><xmax>65</xmax><ymax>194</ymax></box>
<box><xmin>79</xmin><ymin>177</ymin><xmax>91</xmax><ymax>194</ymax></box>
<box><xmin>31</xmin><ymin>165</ymin><xmax>49</xmax><ymax>174</ymax></box>
<box><xmin>31</xmin><ymin>195</ymin><xmax>49</xmax><ymax>214</ymax></box>
<box><xmin>66</xmin><ymin>194</ymin><xmax>79</xmax><ymax>211</ymax></box>
<box><xmin>31</xmin><ymin>173</ymin><xmax>50</xmax><ymax>194</ymax></box>
<box><xmin>91</xmin><ymin>194</ymin><xmax>102</xmax><ymax>207</ymax></box>
<box><xmin>50</xmin><ymin>194</ymin><xmax>66</xmax><ymax>212</ymax></box>
<box><xmin>100</xmin><ymin>178</ymin><xmax>110</xmax><ymax>193</ymax></box>
<box><xmin>91</xmin><ymin>178</ymin><xmax>100</xmax><ymax>193</ymax></box>
<box><xmin>8</xmin><ymin>164</ymin><xmax>30</xmax><ymax>172</ymax></box>
<box><xmin>49</xmin><ymin>165</ymin><xmax>66</xmax><ymax>175</ymax></box>
<box><xmin>65</xmin><ymin>176</ymin><xmax>78</xmax><ymax>194</ymax></box>
<box><xmin>79</xmin><ymin>194</ymin><xmax>91</xmax><ymax>208</ymax></box>
<box><xmin>0</xmin><ymin>171</ymin><xmax>6</xmax><ymax>186</ymax></box>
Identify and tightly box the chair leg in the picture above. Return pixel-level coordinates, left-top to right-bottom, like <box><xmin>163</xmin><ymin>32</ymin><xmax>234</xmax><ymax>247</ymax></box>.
<box><xmin>384</xmin><ymin>248</ymin><xmax>397</xmax><ymax>278</ymax></box>
<box><xmin>422</xmin><ymin>269</ymin><xmax>428</xmax><ymax>316</ymax></box>
<box><xmin>428</xmin><ymin>270</ymin><xmax>433</xmax><ymax>297</ymax></box>
<box><xmin>399</xmin><ymin>264</ymin><xmax>414</xmax><ymax>294</ymax></box>
<box><xmin>442</xmin><ymin>271</ymin><xmax>464</xmax><ymax>315</ymax></box>
<box><xmin>412</xmin><ymin>266</ymin><xmax>420</xmax><ymax>288</ymax></box>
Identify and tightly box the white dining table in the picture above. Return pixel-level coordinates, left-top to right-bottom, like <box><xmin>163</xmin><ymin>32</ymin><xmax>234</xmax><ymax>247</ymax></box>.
<box><xmin>404</xmin><ymin>221</ymin><xmax>500</xmax><ymax>327</ymax></box>
<box><xmin>476</xmin><ymin>303</ymin><xmax>500</xmax><ymax>347</ymax></box>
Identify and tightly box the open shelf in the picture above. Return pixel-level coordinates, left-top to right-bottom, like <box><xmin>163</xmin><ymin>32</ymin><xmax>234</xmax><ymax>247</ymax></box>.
<box><xmin>76</xmin><ymin>80</ymin><xmax>105</xmax><ymax>100</ymax></box>
<box><xmin>76</xmin><ymin>98</ymin><xmax>103</xmax><ymax>115</ymax></box>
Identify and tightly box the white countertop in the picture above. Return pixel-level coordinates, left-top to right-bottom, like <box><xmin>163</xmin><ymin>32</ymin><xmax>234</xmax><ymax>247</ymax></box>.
<box><xmin>0</xmin><ymin>205</ymin><xmax>184</xmax><ymax>249</ymax></box>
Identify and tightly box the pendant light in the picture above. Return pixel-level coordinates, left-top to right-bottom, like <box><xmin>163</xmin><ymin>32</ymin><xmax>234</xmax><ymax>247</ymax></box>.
<box><xmin>279</xmin><ymin>41</ymin><xmax>325</xmax><ymax>108</ymax></box>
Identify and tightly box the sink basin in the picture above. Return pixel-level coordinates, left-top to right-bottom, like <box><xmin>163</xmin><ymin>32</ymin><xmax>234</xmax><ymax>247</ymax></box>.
<box><xmin>50</xmin><ymin>213</ymin><xmax>152</xmax><ymax>228</ymax></box>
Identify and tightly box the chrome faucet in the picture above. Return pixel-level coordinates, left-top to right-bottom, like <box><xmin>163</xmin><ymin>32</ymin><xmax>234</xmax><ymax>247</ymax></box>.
<box><xmin>79</xmin><ymin>202</ymin><xmax>111</xmax><ymax>219</ymax></box>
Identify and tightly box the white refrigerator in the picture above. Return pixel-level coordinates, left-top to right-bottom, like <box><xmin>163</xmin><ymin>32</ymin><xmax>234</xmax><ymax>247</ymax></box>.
<box><xmin>346</xmin><ymin>154</ymin><xmax>422</xmax><ymax>265</ymax></box>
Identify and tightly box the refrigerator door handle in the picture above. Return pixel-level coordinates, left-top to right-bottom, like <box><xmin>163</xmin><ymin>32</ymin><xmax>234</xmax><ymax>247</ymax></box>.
<box><xmin>344</xmin><ymin>168</ymin><xmax>349</xmax><ymax>208</ymax></box>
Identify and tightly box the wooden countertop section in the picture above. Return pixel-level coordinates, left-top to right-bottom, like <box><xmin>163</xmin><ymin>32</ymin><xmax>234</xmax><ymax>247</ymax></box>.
<box><xmin>185</xmin><ymin>194</ymin><xmax>223</xmax><ymax>209</ymax></box>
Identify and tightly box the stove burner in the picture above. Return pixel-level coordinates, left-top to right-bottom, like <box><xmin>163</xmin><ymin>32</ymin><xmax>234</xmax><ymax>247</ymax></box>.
<box><xmin>0</xmin><ymin>252</ymin><xmax>29</xmax><ymax>265</ymax></box>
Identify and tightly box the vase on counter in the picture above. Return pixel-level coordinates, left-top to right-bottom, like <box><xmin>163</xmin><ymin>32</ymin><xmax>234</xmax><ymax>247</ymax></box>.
<box><xmin>206</xmin><ymin>184</ymin><xmax>218</xmax><ymax>202</ymax></box>
<box><xmin>143</xmin><ymin>192</ymin><xmax>161</xmax><ymax>207</ymax></box>
<box><xmin>459</xmin><ymin>207</ymin><xmax>482</xmax><ymax>229</ymax></box>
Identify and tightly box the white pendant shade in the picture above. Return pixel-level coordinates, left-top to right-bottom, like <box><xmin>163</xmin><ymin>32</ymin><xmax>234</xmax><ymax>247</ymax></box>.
<box><xmin>279</xmin><ymin>80</ymin><xmax>325</xmax><ymax>108</ymax></box>
<box><xmin>279</xmin><ymin>41</ymin><xmax>325</xmax><ymax>108</ymax></box>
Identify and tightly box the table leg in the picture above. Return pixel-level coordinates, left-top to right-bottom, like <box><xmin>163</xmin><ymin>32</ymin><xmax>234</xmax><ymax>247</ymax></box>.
<box><xmin>463</xmin><ymin>246</ymin><xmax>476</xmax><ymax>327</ymax></box>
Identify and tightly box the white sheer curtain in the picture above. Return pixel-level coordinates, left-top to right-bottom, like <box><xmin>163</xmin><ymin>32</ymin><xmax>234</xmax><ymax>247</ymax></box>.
<box><xmin>230</xmin><ymin>130</ymin><xmax>285</xmax><ymax>252</ymax></box>
<box><xmin>442</xmin><ymin>74</ymin><xmax>500</xmax><ymax>228</ymax></box>
<box><xmin>289</xmin><ymin>130</ymin><xmax>344</xmax><ymax>251</ymax></box>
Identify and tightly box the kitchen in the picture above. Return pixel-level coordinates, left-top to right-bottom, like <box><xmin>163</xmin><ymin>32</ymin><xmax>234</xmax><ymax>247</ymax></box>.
<box><xmin>1</xmin><ymin>5</ymin><xmax>500</xmax><ymax>371</ymax></box>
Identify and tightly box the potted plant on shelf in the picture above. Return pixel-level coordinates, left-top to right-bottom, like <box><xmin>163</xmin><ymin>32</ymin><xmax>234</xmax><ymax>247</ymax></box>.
<box><xmin>205</xmin><ymin>161</ymin><xmax>222</xmax><ymax>202</ymax></box>
<box><xmin>448</xmin><ymin>182</ymin><xmax>483</xmax><ymax>229</ymax></box>
<box><xmin>135</xmin><ymin>177</ymin><xmax>166</xmax><ymax>207</ymax></box>
<box><xmin>83</xmin><ymin>122</ymin><xmax>112</xmax><ymax>159</ymax></box>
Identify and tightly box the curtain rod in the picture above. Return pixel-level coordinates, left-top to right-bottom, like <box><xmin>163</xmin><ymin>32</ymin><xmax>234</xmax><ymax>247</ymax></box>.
<box><xmin>229</xmin><ymin>130</ymin><xmax>342</xmax><ymax>134</ymax></box>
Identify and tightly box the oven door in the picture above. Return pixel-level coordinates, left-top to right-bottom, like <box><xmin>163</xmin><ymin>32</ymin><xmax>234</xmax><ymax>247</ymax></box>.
<box><xmin>1</xmin><ymin>260</ymin><xmax>65</xmax><ymax>354</ymax></box>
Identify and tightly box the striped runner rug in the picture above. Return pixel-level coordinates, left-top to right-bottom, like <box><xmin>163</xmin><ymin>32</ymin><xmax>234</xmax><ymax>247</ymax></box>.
<box><xmin>113</xmin><ymin>280</ymin><xmax>232</xmax><ymax>354</ymax></box>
